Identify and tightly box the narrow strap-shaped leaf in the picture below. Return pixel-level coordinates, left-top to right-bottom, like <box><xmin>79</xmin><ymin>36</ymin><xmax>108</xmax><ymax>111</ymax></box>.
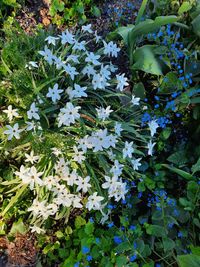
<box><xmin>1</xmin><ymin>184</ymin><xmax>28</xmax><ymax>217</ymax></box>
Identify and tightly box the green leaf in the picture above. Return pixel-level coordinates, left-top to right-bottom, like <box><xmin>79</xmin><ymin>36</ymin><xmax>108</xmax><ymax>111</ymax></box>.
<box><xmin>75</xmin><ymin>216</ymin><xmax>86</xmax><ymax>229</ymax></box>
<box><xmin>115</xmin><ymin>241</ymin><xmax>131</xmax><ymax>253</ymax></box>
<box><xmin>177</xmin><ymin>254</ymin><xmax>200</xmax><ymax>267</ymax></box>
<box><xmin>133</xmin><ymin>82</ymin><xmax>146</xmax><ymax>99</ymax></box>
<box><xmin>167</xmin><ymin>151</ymin><xmax>188</xmax><ymax>166</ymax></box>
<box><xmin>192</xmin><ymin>14</ymin><xmax>200</xmax><ymax>37</ymax></box>
<box><xmin>1</xmin><ymin>184</ymin><xmax>28</xmax><ymax>216</ymax></box>
<box><xmin>162</xmin><ymin>237</ymin><xmax>175</xmax><ymax>251</ymax></box>
<box><xmin>146</xmin><ymin>225</ymin><xmax>167</xmax><ymax>237</ymax></box>
<box><xmin>91</xmin><ymin>6</ymin><xmax>101</xmax><ymax>17</ymax></box>
<box><xmin>178</xmin><ymin>2</ymin><xmax>192</xmax><ymax>15</ymax></box>
<box><xmin>135</xmin><ymin>0</ymin><xmax>148</xmax><ymax>25</ymax></box>
<box><xmin>84</xmin><ymin>222</ymin><xmax>94</xmax><ymax>235</ymax></box>
<box><xmin>128</xmin><ymin>16</ymin><xmax>177</xmax><ymax>60</ymax></box>
<box><xmin>162</xmin><ymin>127</ymin><xmax>171</xmax><ymax>140</ymax></box>
<box><xmin>9</xmin><ymin>219</ymin><xmax>27</xmax><ymax>235</ymax></box>
<box><xmin>116</xmin><ymin>255</ymin><xmax>128</xmax><ymax>267</ymax></box>
<box><xmin>162</xmin><ymin>164</ymin><xmax>194</xmax><ymax>180</ymax></box>
<box><xmin>132</xmin><ymin>45</ymin><xmax>166</xmax><ymax>75</ymax></box>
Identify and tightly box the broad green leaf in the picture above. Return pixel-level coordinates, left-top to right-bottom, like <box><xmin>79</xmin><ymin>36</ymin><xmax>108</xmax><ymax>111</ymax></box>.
<box><xmin>84</xmin><ymin>222</ymin><xmax>94</xmax><ymax>235</ymax></box>
<box><xmin>167</xmin><ymin>151</ymin><xmax>188</xmax><ymax>166</ymax></box>
<box><xmin>178</xmin><ymin>2</ymin><xmax>192</xmax><ymax>15</ymax></box>
<box><xmin>162</xmin><ymin>164</ymin><xmax>194</xmax><ymax>180</ymax></box>
<box><xmin>133</xmin><ymin>82</ymin><xmax>146</xmax><ymax>99</ymax></box>
<box><xmin>128</xmin><ymin>16</ymin><xmax>177</xmax><ymax>58</ymax></box>
<box><xmin>177</xmin><ymin>254</ymin><xmax>200</xmax><ymax>267</ymax></box>
<box><xmin>162</xmin><ymin>237</ymin><xmax>175</xmax><ymax>251</ymax></box>
<box><xmin>9</xmin><ymin>219</ymin><xmax>27</xmax><ymax>235</ymax></box>
<box><xmin>146</xmin><ymin>225</ymin><xmax>167</xmax><ymax>237</ymax></box>
<box><xmin>75</xmin><ymin>216</ymin><xmax>86</xmax><ymax>229</ymax></box>
<box><xmin>116</xmin><ymin>255</ymin><xmax>128</xmax><ymax>267</ymax></box>
<box><xmin>132</xmin><ymin>45</ymin><xmax>164</xmax><ymax>75</ymax></box>
<box><xmin>192</xmin><ymin>14</ymin><xmax>200</xmax><ymax>37</ymax></box>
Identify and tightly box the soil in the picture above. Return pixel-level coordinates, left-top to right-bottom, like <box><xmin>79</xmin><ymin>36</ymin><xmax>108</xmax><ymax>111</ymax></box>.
<box><xmin>15</xmin><ymin>0</ymin><xmax>142</xmax><ymax>35</ymax></box>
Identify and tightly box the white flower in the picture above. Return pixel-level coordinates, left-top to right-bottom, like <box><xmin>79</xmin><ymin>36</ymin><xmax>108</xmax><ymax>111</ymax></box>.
<box><xmin>26</xmin><ymin>121</ymin><xmax>41</xmax><ymax>131</ymax></box>
<box><xmin>64</xmin><ymin>64</ymin><xmax>78</xmax><ymax>80</ymax></box>
<box><xmin>94</xmin><ymin>31</ymin><xmax>101</xmax><ymax>43</ymax></box>
<box><xmin>103</xmin><ymin>41</ymin><xmax>120</xmax><ymax>57</ymax></box>
<box><xmin>85</xmin><ymin>52</ymin><xmax>101</xmax><ymax>66</ymax></box>
<box><xmin>4</xmin><ymin>123</ymin><xmax>23</xmax><ymax>140</ymax></box>
<box><xmin>51</xmin><ymin>147</ymin><xmax>62</xmax><ymax>157</ymax></box>
<box><xmin>148</xmin><ymin>120</ymin><xmax>159</xmax><ymax>137</ymax></box>
<box><xmin>123</xmin><ymin>141</ymin><xmax>134</xmax><ymax>159</ymax></box>
<box><xmin>86</xmin><ymin>192</ymin><xmax>104</xmax><ymax>211</ymax></box>
<box><xmin>58</xmin><ymin>102</ymin><xmax>81</xmax><ymax>127</ymax></box>
<box><xmin>78</xmin><ymin>135</ymin><xmax>93</xmax><ymax>152</ymax></box>
<box><xmin>82</xmin><ymin>24</ymin><xmax>93</xmax><ymax>33</ymax></box>
<box><xmin>131</xmin><ymin>158</ymin><xmax>142</xmax><ymax>170</ymax></box>
<box><xmin>25</xmin><ymin>166</ymin><xmax>43</xmax><ymax>190</ymax></box>
<box><xmin>53</xmin><ymin>56</ymin><xmax>64</xmax><ymax>70</ymax></box>
<box><xmin>3</xmin><ymin>105</ymin><xmax>19</xmax><ymax>122</ymax></box>
<box><xmin>71</xmin><ymin>194</ymin><xmax>83</xmax><ymax>208</ymax></box>
<box><xmin>131</xmin><ymin>95</ymin><xmax>140</xmax><ymax>106</ymax></box>
<box><xmin>66</xmin><ymin>54</ymin><xmax>80</xmax><ymax>64</ymax></box>
<box><xmin>25</xmin><ymin>151</ymin><xmax>40</xmax><ymax>164</ymax></box>
<box><xmin>116</xmin><ymin>74</ymin><xmax>129</xmax><ymax>91</ymax></box>
<box><xmin>96</xmin><ymin>106</ymin><xmax>113</xmax><ymax>121</ymax></box>
<box><xmin>59</xmin><ymin>30</ymin><xmax>75</xmax><ymax>45</ymax></box>
<box><xmin>28</xmin><ymin>199</ymin><xmax>46</xmax><ymax>218</ymax></box>
<box><xmin>147</xmin><ymin>140</ymin><xmax>156</xmax><ymax>156</ymax></box>
<box><xmin>73</xmin><ymin>40</ymin><xmax>86</xmax><ymax>51</ymax></box>
<box><xmin>114</xmin><ymin>122</ymin><xmax>123</xmax><ymax>136</ymax></box>
<box><xmin>110</xmin><ymin>160</ymin><xmax>124</xmax><ymax>177</ymax></box>
<box><xmin>67</xmin><ymin>84</ymin><xmax>87</xmax><ymax>99</ymax></box>
<box><xmin>102</xmin><ymin>175</ymin><xmax>118</xmax><ymax>190</ymax></box>
<box><xmin>30</xmin><ymin>225</ymin><xmax>45</xmax><ymax>234</ymax></box>
<box><xmin>75</xmin><ymin>176</ymin><xmax>92</xmax><ymax>193</ymax></box>
<box><xmin>25</xmin><ymin>61</ymin><xmax>38</xmax><ymax>69</ymax></box>
<box><xmin>27</xmin><ymin>102</ymin><xmax>40</xmax><ymax>120</ymax></box>
<box><xmin>82</xmin><ymin>65</ymin><xmax>96</xmax><ymax>78</ymax></box>
<box><xmin>38</xmin><ymin>46</ymin><xmax>54</xmax><ymax>65</ymax></box>
<box><xmin>92</xmin><ymin>74</ymin><xmax>109</xmax><ymax>90</ymax></box>
<box><xmin>45</xmin><ymin>36</ymin><xmax>59</xmax><ymax>46</ymax></box>
<box><xmin>90</xmin><ymin>129</ymin><xmax>114</xmax><ymax>152</ymax></box>
<box><xmin>73</xmin><ymin>146</ymin><xmax>86</xmax><ymax>164</ymax></box>
<box><xmin>100</xmin><ymin>65</ymin><xmax>111</xmax><ymax>80</ymax></box>
<box><xmin>46</xmin><ymin>83</ymin><xmax>63</xmax><ymax>103</ymax></box>
<box><xmin>43</xmin><ymin>175</ymin><xmax>57</xmax><ymax>190</ymax></box>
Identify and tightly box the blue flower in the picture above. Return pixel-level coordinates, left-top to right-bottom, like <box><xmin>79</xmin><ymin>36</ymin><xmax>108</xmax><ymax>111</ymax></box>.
<box><xmin>82</xmin><ymin>246</ymin><xmax>90</xmax><ymax>254</ymax></box>
<box><xmin>108</xmin><ymin>222</ymin><xmax>114</xmax><ymax>228</ymax></box>
<box><xmin>74</xmin><ymin>262</ymin><xmax>80</xmax><ymax>267</ymax></box>
<box><xmin>130</xmin><ymin>254</ymin><xmax>137</xmax><ymax>262</ymax></box>
<box><xmin>114</xmin><ymin>236</ymin><xmax>123</xmax><ymax>244</ymax></box>
<box><xmin>86</xmin><ymin>255</ymin><xmax>93</xmax><ymax>261</ymax></box>
<box><xmin>129</xmin><ymin>225</ymin><xmax>136</xmax><ymax>231</ymax></box>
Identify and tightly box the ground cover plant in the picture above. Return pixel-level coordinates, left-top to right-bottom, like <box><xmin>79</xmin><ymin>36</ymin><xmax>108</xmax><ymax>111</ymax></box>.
<box><xmin>0</xmin><ymin>0</ymin><xmax>200</xmax><ymax>267</ymax></box>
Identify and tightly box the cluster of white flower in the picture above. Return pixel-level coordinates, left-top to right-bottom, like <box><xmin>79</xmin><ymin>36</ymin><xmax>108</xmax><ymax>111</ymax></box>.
<box><xmin>2</xmin><ymin>25</ymin><xmax>159</xmax><ymax>231</ymax></box>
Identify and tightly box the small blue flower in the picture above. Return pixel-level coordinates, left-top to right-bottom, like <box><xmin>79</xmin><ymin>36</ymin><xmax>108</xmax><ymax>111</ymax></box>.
<box><xmin>74</xmin><ymin>262</ymin><xmax>80</xmax><ymax>267</ymax></box>
<box><xmin>130</xmin><ymin>254</ymin><xmax>137</xmax><ymax>262</ymax></box>
<box><xmin>86</xmin><ymin>255</ymin><xmax>93</xmax><ymax>261</ymax></box>
<box><xmin>129</xmin><ymin>225</ymin><xmax>136</xmax><ymax>231</ymax></box>
<box><xmin>82</xmin><ymin>246</ymin><xmax>90</xmax><ymax>254</ymax></box>
<box><xmin>108</xmin><ymin>222</ymin><xmax>114</xmax><ymax>228</ymax></box>
<box><xmin>114</xmin><ymin>236</ymin><xmax>123</xmax><ymax>244</ymax></box>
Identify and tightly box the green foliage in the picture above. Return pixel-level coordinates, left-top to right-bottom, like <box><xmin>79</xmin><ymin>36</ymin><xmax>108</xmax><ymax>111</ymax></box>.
<box><xmin>49</xmin><ymin>0</ymin><xmax>101</xmax><ymax>26</ymax></box>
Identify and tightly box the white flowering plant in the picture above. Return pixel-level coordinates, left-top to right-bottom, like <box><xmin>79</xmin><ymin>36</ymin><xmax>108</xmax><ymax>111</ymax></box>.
<box><xmin>0</xmin><ymin>25</ymin><xmax>159</xmax><ymax>233</ymax></box>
